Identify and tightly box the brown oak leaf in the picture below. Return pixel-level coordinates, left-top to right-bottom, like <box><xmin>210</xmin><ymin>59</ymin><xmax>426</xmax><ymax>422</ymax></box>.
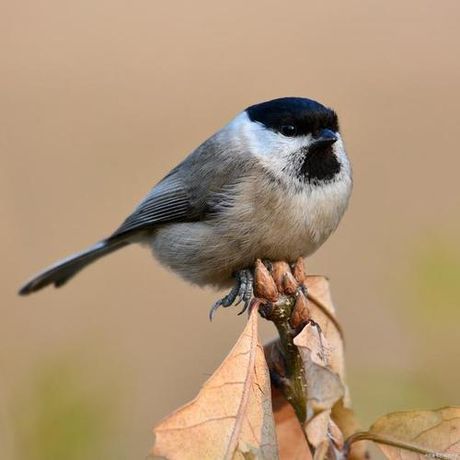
<box><xmin>365</xmin><ymin>407</ymin><xmax>460</xmax><ymax>459</ymax></box>
<box><xmin>293</xmin><ymin>322</ymin><xmax>345</xmax><ymax>418</ymax></box>
<box><xmin>272</xmin><ymin>387</ymin><xmax>312</xmax><ymax>460</ymax></box>
<box><xmin>151</xmin><ymin>308</ymin><xmax>278</xmax><ymax>460</ymax></box>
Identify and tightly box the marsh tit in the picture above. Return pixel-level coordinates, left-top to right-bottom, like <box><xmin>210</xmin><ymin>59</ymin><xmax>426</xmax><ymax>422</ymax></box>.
<box><xmin>19</xmin><ymin>97</ymin><xmax>352</xmax><ymax>316</ymax></box>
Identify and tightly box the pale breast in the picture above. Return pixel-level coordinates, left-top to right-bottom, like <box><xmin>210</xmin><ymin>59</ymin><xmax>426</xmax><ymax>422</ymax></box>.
<box><xmin>218</xmin><ymin>174</ymin><xmax>352</xmax><ymax>263</ymax></box>
<box><xmin>149</xmin><ymin>172</ymin><xmax>351</xmax><ymax>288</ymax></box>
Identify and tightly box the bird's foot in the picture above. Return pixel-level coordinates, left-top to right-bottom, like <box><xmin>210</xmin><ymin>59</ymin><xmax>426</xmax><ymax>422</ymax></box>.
<box><xmin>209</xmin><ymin>269</ymin><xmax>254</xmax><ymax>320</ymax></box>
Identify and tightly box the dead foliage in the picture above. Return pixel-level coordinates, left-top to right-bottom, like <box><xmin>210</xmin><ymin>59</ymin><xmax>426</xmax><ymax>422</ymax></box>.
<box><xmin>151</xmin><ymin>259</ymin><xmax>459</xmax><ymax>460</ymax></box>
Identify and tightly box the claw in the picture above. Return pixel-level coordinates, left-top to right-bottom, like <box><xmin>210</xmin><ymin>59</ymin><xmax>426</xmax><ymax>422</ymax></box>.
<box><xmin>209</xmin><ymin>300</ymin><xmax>222</xmax><ymax>321</ymax></box>
<box><xmin>208</xmin><ymin>281</ymin><xmax>240</xmax><ymax>321</ymax></box>
<box><xmin>237</xmin><ymin>298</ymin><xmax>251</xmax><ymax>316</ymax></box>
<box><xmin>209</xmin><ymin>269</ymin><xmax>254</xmax><ymax>319</ymax></box>
<box><xmin>237</xmin><ymin>270</ymin><xmax>254</xmax><ymax>315</ymax></box>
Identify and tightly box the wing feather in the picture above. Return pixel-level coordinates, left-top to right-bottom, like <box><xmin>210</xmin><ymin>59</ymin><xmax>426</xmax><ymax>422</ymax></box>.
<box><xmin>109</xmin><ymin>175</ymin><xmax>193</xmax><ymax>239</ymax></box>
<box><xmin>108</xmin><ymin>135</ymin><xmax>254</xmax><ymax>240</ymax></box>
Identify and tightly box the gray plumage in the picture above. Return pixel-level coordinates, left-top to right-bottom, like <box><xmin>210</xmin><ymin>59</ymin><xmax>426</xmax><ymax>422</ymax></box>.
<box><xmin>19</xmin><ymin>97</ymin><xmax>352</xmax><ymax>296</ymax></box>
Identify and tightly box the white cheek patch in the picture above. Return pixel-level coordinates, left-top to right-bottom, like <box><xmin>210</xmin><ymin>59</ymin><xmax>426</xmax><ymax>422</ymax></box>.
<box><xmin>226</xmin><ymin>112</ymin><xmax>315</xmax><ymax>165</ymax></box>
<box><xmin>224</xmin><ymin>111</ymin><xmax>350</xmax><ymax>180</ymax></box>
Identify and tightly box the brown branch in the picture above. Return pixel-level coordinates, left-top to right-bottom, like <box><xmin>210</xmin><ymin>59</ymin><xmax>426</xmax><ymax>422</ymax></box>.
<box><xmin>260</xmin><ymin>295</ymin><xmax>308</xmax><ymax>424</ymax></box>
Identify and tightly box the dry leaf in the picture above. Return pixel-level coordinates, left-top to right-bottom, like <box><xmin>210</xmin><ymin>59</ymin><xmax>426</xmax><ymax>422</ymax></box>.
<box><xmin>331</xmin><ymin>401</ymin><xmax>368</xmax><ymax>460</ymax></box>
<box><xmin>368</xmin><ymin>407</ymin><xmax>460</xmax><ymax>459</ymax></box>
<box><xmin>304</xmin><ymin>412</ymin><xmax>345</xmax><ymax>460</ymax></box>
<box><xmin>152</xmin><ymin>268</ymin><xmax>365</xmax><ymax>460</ymax></box>
<box><xmin>262</xmin><ymin>273</ymin><xmax>351</xmax><ymax>460</ymax></box>
<box><xmin>152</xmin><ymin>309</ymin><xmax>278</xmax><ymax>460</ymax></box>
<box><xmin>272</xmin><ymin>387</ymin><xmax>312</xmax><ymax>460</ymax></box>
<box><xmin>303</xmin><ymin>278</ymin><xmax>365</xmax><ymax>447</ymax></box>
<box><xmin>265</xmin><ymin>340</ymin><xmax>313</xmax><ymax>458</ymax></box>
<box><xmin>303</xmin><ymin>277</ymin><xmax>345</xmax><ymax>388</ymax></box>
<box><xmin>293</xmin><ymin>322</ymin><xmax>344</xmax><ymax>418</ymax></box>
<box><xmin>296</xmin><ymin>276</ymin><xmax>367</xmax><ymax>459</ymax></box>
<box><xmin>262</xmin><ymin>273</ymin><xmax>360</xmax><ymax>460</ymax></box>
<box><xmin>293</xmin><ymin>323</ymin><xmax>344</xmax><ymax>459</ymax></box>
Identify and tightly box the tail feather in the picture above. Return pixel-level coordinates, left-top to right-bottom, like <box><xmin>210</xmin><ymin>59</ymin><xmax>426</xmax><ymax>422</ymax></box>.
<box><xmin>19</xmin><ymin>239</ymin><xmax>129</xmax><ymax>295</ymax></box>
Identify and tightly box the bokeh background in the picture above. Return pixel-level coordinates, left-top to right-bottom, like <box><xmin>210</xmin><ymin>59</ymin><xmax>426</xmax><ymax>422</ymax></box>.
<box><xmin>2</xmin><ymin>1</ymin><xmax>460</xmax><ymax>458</ymax></box>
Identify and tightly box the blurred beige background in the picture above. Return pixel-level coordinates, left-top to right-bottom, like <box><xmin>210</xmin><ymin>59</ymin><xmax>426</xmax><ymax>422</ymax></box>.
<box><xmin>2</xmin><ymin>1</ymin><xmax>460</xmax><ymax>458</ymax></box>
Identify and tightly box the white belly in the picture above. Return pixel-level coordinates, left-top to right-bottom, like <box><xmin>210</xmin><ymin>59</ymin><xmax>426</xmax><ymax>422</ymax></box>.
<box><xmin>227</xmin><ymin>176</ymin><xmax>352</xmax><ymax>262</ymax></box>
<box><xmin>149</xmin><ymin>174</ymin><xmax>351</xmax><ymax>288</ymax></box>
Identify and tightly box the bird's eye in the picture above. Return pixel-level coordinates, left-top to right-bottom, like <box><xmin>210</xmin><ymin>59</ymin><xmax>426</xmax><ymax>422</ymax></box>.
<box><xmin>280</xmin><ymin>124</ymin><xmax>297</xmax><ymax>137</ymax></box>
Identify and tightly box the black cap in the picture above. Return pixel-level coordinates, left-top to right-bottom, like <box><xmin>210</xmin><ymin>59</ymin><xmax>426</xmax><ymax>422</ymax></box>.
<box><xmin>246</xmin><ymin>97</ymin><xmax>339</xmax><ymax>137</ymax></box>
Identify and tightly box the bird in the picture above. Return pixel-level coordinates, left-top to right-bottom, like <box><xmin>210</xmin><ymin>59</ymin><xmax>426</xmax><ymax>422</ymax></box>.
<box><xmin>19</xmin><ymin>97</ymin><xmax>352</xmax><ymax>318</ymax></box>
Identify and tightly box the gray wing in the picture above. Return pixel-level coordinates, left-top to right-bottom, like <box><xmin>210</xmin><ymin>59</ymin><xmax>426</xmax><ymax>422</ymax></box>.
<box><xmin>19</xmin><ymin>167</ymin><xmax>205</xmax><ymax>295</ymax></box>
<box><xmin>108</xmin><ymin>173</ymin><xmax>198</xmax><ymax>240</ymax></box>
<box><xmin>18</xmin><ymin>173</ymin><xmax>195</xmax><ymax>295</ymax></box>
<box><xmin>109</xmin><ymin>135</ymin><xmax>256</xmax><ymax>241</ymax></box>
<box><xmin>19</xmin><ymin>135</ymin><xmax>255</xmax><ymax>295</ymax></box>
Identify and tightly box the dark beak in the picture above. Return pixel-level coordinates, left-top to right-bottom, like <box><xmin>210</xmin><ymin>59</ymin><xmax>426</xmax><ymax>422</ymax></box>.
<box><xmin>311</xmin><ymin>128</ymin><xmax>338</xmax><ymax>148</ymax></box>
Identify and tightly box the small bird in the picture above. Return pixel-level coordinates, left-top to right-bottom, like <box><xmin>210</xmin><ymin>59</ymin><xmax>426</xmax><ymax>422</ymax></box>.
<box><xmin>19</xmin><ymin>97</ymin><xmax>352</xmax><ymax>317</ymax></box>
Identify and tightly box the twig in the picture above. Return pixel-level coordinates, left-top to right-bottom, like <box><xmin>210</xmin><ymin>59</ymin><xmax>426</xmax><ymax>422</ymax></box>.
<box><xmin>260</xmin><ymin>295</ymin><xmax>308</xmax><ymax>424</ymax></box>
